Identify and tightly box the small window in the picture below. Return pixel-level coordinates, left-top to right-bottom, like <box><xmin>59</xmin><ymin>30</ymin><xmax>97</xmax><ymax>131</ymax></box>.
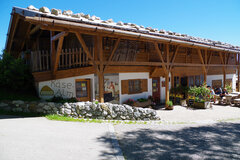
<box><xmin>128</xmin><ymin>80</ymin><xmax>141</xmax><ymax>94</ymax></box>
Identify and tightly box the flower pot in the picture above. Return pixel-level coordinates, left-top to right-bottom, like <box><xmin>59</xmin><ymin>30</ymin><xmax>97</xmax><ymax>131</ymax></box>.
<box><xmin>193</xmin><ymin>101</ymin><xmax>211</xmax><ymax>109</ymax></box>
<box><xmin>165</xmin><ymin>106</ymin><xmax>174</xmax><ymax>110</ymax></box>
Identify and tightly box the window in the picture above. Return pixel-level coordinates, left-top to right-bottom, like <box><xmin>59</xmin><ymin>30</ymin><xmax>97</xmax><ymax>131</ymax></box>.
<box><xmin>174</xmin><ymin>76</ymin><xmax>180</xmax><ymax>87</ymax></box>
<box><xmin>128</xmin><ymin>80</ymin><xmax>142</xmax><ymax>94</ymax></box>
<box><xmin>189</xmin><ymin>76</ymin><xmax>194</xmax><ymax>87</ymax></box>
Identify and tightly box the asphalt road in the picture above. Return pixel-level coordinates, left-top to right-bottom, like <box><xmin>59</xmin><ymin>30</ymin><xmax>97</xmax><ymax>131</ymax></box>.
<box><xmin>0</xmin><ymin>116</ymin><xmax>117</xmax><ymax>160</ymax></box>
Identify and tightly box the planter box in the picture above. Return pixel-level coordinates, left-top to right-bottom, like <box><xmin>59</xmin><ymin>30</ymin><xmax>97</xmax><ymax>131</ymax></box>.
<box><xmin>134</xmin><ymin>99</ymin><xmax>152</xmax><ymax>108</ymax></box>
<box><xmin>193</xmin><ymin>101</ymin><xmax>212</xmax><ymax>109</ymax></box>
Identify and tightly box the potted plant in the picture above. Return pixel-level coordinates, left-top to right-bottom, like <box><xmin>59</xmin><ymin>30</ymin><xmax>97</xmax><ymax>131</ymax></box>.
<box><xmin>188</xmin><ymin>84</ymin><xmax>211</xmax><ymax>109</ymax></box>
<box><xmin>165</xmin><ymin>100</ymin><xmax>174</xmax><ymax>110</ymax></box>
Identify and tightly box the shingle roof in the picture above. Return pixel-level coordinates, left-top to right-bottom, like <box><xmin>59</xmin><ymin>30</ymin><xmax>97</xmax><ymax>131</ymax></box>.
<box><xmin>11</xmin><ymin>5</ymin><xmax>240</xmax><ymax>52</ymax></box>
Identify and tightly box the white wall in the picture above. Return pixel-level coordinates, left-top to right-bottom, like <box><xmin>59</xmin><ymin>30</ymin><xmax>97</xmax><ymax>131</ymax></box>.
<box><xmin>119</xmin><ymin>72</ymin><xmax>152</xmax><ymax>104</ymax></box>
<box><xmin>38</xmin><ymin>74</ymin><xmax>95</xmax><ymax>100</ymax></box>
<box><xmin>206</xmin><ymin>74</ymin><xmax>236</xmax><ymax>91</ymax></box>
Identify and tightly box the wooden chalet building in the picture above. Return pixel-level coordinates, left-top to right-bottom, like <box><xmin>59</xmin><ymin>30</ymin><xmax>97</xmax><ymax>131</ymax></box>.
<box><xmin>5</xmin><ymin>6</ymin><xmax>240</xmax><ymax>105</ymax></box>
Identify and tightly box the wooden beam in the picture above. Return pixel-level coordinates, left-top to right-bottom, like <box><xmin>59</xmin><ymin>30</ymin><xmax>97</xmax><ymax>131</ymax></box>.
<box><xmin>166</xmin><ymin>44</ymin><xmax>169</xmax><ymax>69</ymax></box>
<box><xmin>154</xmin><ymin>42</ymin><xmax>167</xmax><ymax>74</ymax></box>
<box><xmin>75</xmin><ymin>33</ymin><xmax>94</xmax><ymax>61</ymax></box>
<box><xmin>18</xmin><ymin>23</ymin><xmax>32</xmax><ymax>55</ymax></box>
<box><xmin>52</xmin><ymin>37</ymin><xmax>64</xmax><ymax>75</ymax></box>
<box><xmin>104</xmin><ymin>38</ymin><xmax>120</xmax><ymax>68</ymax></box>
<box><xmin>33</xmin><ymin>66</ymin><xmax>95</xmax><ymax>82</ymax></box>
<box><xmin>197</xmin><ymin>49</ymin><xmax>207</xmax><ymax>74</ymax></box>
<box><xmin>7</xmin><ymin>14</ymin><xmax>20</xmax><ymax>53</ymax></box>
<box><xmin>94</xmin><ymin>61</ymin><xmax>240</xmax><ymax>67</ymax></box>
<box><xmin>51</xmin><ymin>31</ymin><xmax>68</xmax><ymax>41</ymax></box>
<box><xmin>206</xmin><ymin>51</ymin><xmax>212</xmax><ymax>72</ymax></box>
<box><xmin>29</xmin><ymin>25</ymin><xmax>40</xmax><ymax>35</ymax></box>
<box><xmin>169</xmin><ymin>45</ymin><xmax>179</xmax><ymax>71</ymax></box>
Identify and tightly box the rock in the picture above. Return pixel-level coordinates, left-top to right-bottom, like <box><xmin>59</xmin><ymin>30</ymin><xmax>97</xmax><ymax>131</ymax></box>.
<box><xmin>120</xmin><ymin>116</ymin><xmax>126</xmax><ymax>120</ymax></box>
<box><xmin>85</xmin><ymin>105</ymin><xmax>90</xmax><ymax>111</ymax></box>
<box><xmin>111</xmin><ymin>112</ymin><xmax>117</xmax><ymax>118</ymax></box>
<box><xmin>63</xmin><ymin>10</ymin><xmax>73</xmax><ymax>16</ymax></box>
<box><xmin>83</xmin><ymin>14</ymin><xmax>90</xmax><ymax>19</ymax></box>
<box><xmin>86</xmin><ymin>113</ymin><xmax>92</xmax><ymax>117</ymax></box>
<box><xmin>125</xmin><ymin>105</ymin><xmax>133</xmax><ymax>113</ymax></box>
<box><xmin>107</xmin><ymin>19</ymin><xmax>114</xmax><ymax>23</ymax></box>
<box><xmin>90</xmin><ymin>104</ymin><xmax>97</xmax><ymax>111</ymax></box>
<box><xmin>95</xmin><ymin>16</ymin><xmax>101</xmax><ymax>20</ymax></box>
<box><xmin>12</xmin><ymin>107</ymin><xmax>22</xmax><ymax>112</ymax></box>
<box><xmin>43</xmin><ymin>105</ymin><xmax>51</xmax><ymax>111</ymax></box>
<box><xmin>102</xmin><ymin>110</ymin><xmax>108</xmax><ymax>117</ymax></box>
<box><xmin>52</xmin><ymin>107</ymin><xmax>58</xmax><ymax>113</ymax></box>
<box><xmin>89</xmin><ymin>15</ymin><xmax>96</xmax><ymax>21</ymax></box>
<box><xmin>117</xmin><ymin>21</ymin><xmax>124</xmax><ymax>26</ymax></box>
<box><xmin>0</xmin><ymin>102</ymin><xmax>8</xmax><ymax>108</ymax></box>
<box><xmin>64</xmin><ymin>103</ymin><xmax>71</xmax><ymax>109</ymax></box>
<box><xmin>27</xmin><ymin>5</ymin><xmax>38</xmax><ymax>11</ymax></box>
<box><xmin>106</xmin><ymin>115</ymin><xmax>112</xmax><ymax>120</ymax></box>
<box><xmin>72</xmin><ymin>13</ymin><xmax>81</xmax><ymax>18</ymax></box>
<box><xmin>47</xmin><ymin>102</ymin><xmax>55</xmax><ymax>108</ymax></box>
<box><xmin>64</xmin><ymin>108</ymin><xmax>71</xmax><ymax>115</ymax></box>
<box><xmin>51</xmin><ymin>8</ymin><xmax>62</xmax><ymax>15</ymax></box>
<box><xmin>39</xmin><ymin>7</ymin><xmax>50</xmax><ymax>14</ymax></box>
<box><xmin>151</xmin><ymin>111</ymin><xmax>157</xmax><ymax>116</ymax></box>
<box><xmin>36</xmin><ymin>108</ymin><xmax>44</xmax><ymax>113</ymax></box>
<box><xmin>134</xmin><ymin>111</ymin><xmax>141</xmax><ymax>118</ymax></box>
<box><xmin>38</xmin><ymin>102</ymin><xmax>45</xmax><ymax>107</ymax></box>
<box><xmin>12</xmin><ymin>100</ymin><xmax>24</xmax><ymax>106</ymax></box>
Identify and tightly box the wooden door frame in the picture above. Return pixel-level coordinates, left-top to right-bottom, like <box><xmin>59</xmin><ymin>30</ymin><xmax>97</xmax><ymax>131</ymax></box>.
<box><xmin>75</xmin><ymin>79</ymin><xmax>91</xmax><ymax>101</ymax></box>
<box><xmin>152</xmin><ymin>77</ymin><xmax>160</xmax><ymax>103</ymax></box>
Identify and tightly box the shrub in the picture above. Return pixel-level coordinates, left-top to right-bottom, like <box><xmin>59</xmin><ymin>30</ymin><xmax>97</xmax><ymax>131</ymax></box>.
<box><xmin>0</xmin><ymin>52</ymin><xmax>35</xmax><ymax>92</ymax></box>
<box><xmin>166</xmin><ymin>100</ymin><xmax>173</xmax><ymax>107</ymax></box>
<box><xmin>47</xmin><ymin>96</ymin><xmax>79</xmax><ymax>103</ymax></box>
<box><xmin>124</xmin><ymin>99</ymin><xmax>135</xmax><ymax>106</ymax></box>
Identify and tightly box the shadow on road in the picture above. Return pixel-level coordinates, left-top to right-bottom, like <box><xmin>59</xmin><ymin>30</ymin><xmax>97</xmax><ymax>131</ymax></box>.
<box><xmin>98</xmin><ymin>122</ymin><xmax>240</xmax><ymax>160</ymax></box>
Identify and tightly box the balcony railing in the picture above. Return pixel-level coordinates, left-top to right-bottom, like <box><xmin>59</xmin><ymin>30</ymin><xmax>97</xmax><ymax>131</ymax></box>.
<box><xmin>30</xmin><ymin>47</ymin><xmax>93</xmax><ymax>72</ymax></box>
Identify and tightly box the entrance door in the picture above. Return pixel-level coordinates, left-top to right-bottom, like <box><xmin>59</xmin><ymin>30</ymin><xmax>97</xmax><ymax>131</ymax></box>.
<box><xmin>75</xmin><ymin>79</ymin><xmax>91</xmax><ymax>101</ymax></box>
<box><xmin>152</xmin><ymin>77</ymin><xmax>160</xmax><ymax>104</ymax></box>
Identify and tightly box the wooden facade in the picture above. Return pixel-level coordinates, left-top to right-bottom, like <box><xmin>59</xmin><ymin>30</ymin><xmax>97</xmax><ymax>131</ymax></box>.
<box><xmin>5</xmin><ymin>7</ymin><xmax>240</xmax><ymax>105</ymax></box>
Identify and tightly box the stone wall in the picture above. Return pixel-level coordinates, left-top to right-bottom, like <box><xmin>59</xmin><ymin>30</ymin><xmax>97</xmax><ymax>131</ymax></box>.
<box><xmin>0</xmin><ymin>101</ymin><xmax>160</xmax><ymax>121</ymax></box>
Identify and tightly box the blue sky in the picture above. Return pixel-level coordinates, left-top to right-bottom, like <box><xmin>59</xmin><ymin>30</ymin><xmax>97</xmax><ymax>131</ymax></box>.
<box><xmin>0</xmin><ymin>0</ymin><xmax>240</xmax><ymax>52</ymax></box>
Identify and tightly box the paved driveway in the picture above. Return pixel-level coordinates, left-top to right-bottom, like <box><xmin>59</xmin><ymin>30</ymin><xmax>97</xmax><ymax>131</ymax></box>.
<box><xmin>113</xmin><ymin>121</ymin><xmax>240</xmax><ymax>160</ymax></box>
<box><xmin>0</xmin><ymin>116</ymin><xmax>117</xmax><ymax>160</ymax></box>
<box><xmin>157</xmin><ymin>105</ymin><xmax>240</xmax><ymax>123</ymax></box>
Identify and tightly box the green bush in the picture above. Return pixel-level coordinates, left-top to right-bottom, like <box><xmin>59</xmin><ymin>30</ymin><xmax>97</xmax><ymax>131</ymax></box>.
<box><xmin>0</xmin><ymin>52</ymin><xmax>35</xmax><ymax>92</ymax></box>
<box><xmin>47</xmin><ymin>96</ymin><xmax>79</xmax><ymax>103</ymax></box>
<box><xmin>166</xmin><ymin>100</ymin><xmax>173</xmax><ymax>107</ymax></box>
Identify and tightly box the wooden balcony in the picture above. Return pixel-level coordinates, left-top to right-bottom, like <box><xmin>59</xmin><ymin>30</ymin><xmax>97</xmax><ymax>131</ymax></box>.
<box><xmin>30</xmin><ymin>47</ymin><xmax>93</xmax><ymax>72</ymax></box>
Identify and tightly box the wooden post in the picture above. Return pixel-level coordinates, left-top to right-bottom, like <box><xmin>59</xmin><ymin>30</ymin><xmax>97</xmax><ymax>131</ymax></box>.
<box><xmin>165</xmin><ymin>72</ymin><xmax>169</xmax><ymax>105</ymax></box>
<box><xmin>204</xmin><ymin>72</ymin><xmax>207</xmax><ymax>85</ymax></box>
<box><xmin>50</xmin><ymin>31</ymin><xmax>55</xmax><ymax>70</ymax></box>
<box><xmin>171</xmin><ymin>72</ymin><xmax>174</xmax><ymax>88</ymax></box>
<box><xmin>238</xmin><ymin>67</ymin><xmax>240</xmax><ymax>92</ymax></box>
<box><xmin>238</xmin><ymin>54</ymin><xmax>240</xmax><ymax>92</ymax></box>
<box><xmin>223</xmin><ymin>69</ymin><xmax>226</xmax><ymax>88</ymax></box>
<box><xmin>98</xmin><ymin>35</ymin><xmax>104</xmax><ymax>103</ymax></box>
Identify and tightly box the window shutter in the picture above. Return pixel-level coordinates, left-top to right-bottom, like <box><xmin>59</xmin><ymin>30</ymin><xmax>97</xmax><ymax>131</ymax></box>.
<box><xmin>121</xmin><ymin>80</ymin><xmax>129</xmax><ymax>94</ymax></box>
<box><xmin>141</xmin><ymin>79</ymin><xmax>148</xmax><ymax>92</ymax></box>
